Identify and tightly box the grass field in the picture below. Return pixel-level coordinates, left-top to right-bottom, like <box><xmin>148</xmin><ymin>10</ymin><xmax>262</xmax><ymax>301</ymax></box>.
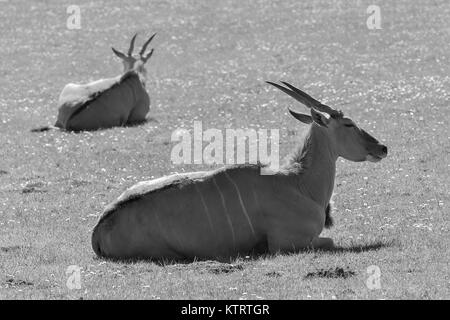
<box><xmin>0</xmin><ymin>0</ymin><xmax>449</xmax><ymax>299</ymax></box>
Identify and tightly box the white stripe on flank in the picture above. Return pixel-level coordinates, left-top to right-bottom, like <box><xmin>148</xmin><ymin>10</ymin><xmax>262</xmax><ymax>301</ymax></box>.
<box><xmin>194</xmin><ymin>184</ymin><xmax>215</xmax><ymax>234</ymax></box>
<box><xmin>153</xmin><ymin>210</ymin><xmax>167</xmax><ymax>242</ymax></box>
<box><xmin>251</xmin><ymin>188</ymin><xmax>262</xmax><ymax>217</ymax></box>
<box><xmin>158</xmin><ymin>200</ymin><xmax>183</xmax><ymax>250</ymax></box>
<box><xmin>212</xmin><ymin>177</ymin><xmax>236</xmax><ymax>249</ymax></box>
<box><xmin>224</xmin><ymin>172</ymin><xmax>256</xmax><ymax>237</ymax></box>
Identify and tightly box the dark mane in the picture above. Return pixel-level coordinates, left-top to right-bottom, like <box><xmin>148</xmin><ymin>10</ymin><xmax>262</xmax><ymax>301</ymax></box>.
<box><xmin>331</xmin><ymin>110</ymin><xmax>344</xmax><ymax>119</ymax></box>
<box><xmin>325</xmin><ymin>203</ymin><xmax>333</xmax><ymax>228</ymax></box>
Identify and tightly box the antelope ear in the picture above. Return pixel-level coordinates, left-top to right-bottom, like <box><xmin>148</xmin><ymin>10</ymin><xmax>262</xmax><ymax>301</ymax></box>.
<box><xmin>143</xmin><ymin>49</ymin><xmax>154</xmax><ymax>63</ymax></box>
<box><xmin>310</xmin><ymin>108</ymin><xmax>330</xmax><ymax>127</ymax></box>
<box><xmin>112</xmin><ymin>47</ymin><xmax>127</xmax><ymax>59</ymax></box>
<box><xmin>288</xmin><ymin>109</ymin><xmax>313</xmax><ymax>124</ymax></box>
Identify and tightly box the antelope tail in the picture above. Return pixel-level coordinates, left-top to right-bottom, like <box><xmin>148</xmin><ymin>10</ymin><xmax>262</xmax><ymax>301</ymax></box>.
<box><xmin>325</xmin><ymin>203</ymin><xmax>334</xmax><ymax>229</ymax></box>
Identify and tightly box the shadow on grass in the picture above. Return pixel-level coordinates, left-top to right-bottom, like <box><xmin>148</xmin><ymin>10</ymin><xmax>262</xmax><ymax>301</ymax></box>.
<box><xmin>94</xmin><ymin>247</ymin><xmax>268</xmax><ymax>267</ymax></box>
<box><xmin>93</xmin><ymin>239</ymin><xmax>397</xmax><ymax>266</ymax></box>
<box><xmin>319</xmin><ymin>239</ymin><xmax>397</xmax><ymax>254</ymax></box>
<box><xmin>30</xmin><ymin>118</ymin><xmax>157</xmax><ymax>133</ymax></box>
<box><xmin>95</xmin><ymin>252</ymin><xmax>259</xmax><ymax>267</ymax></box>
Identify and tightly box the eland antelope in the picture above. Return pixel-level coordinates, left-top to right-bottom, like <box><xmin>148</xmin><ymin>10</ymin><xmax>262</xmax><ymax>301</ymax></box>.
<box><xmin>91</xmin><ymin>81</ymin><xmax>388</xmax><ymax>261</ymax></box>
<box><xmin>53</xmin><ymin>33</ymin><xmax>156</xmax><ymax>131</ymax></box>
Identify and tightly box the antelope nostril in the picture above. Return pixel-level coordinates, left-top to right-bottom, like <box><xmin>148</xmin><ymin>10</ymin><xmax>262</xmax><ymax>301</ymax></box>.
<box><xmin>382</xmin><ymin>146</ymin><xmax>387</xmax><ymax>154</ymax></box>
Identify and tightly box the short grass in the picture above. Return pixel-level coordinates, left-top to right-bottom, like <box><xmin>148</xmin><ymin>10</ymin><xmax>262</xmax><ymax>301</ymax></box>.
<box><xmin>0</xmin><ymin>0</ymin><xmax>449</xmax><ymax>299</ymax></box>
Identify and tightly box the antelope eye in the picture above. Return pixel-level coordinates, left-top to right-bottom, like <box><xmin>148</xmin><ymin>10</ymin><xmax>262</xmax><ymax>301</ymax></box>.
<box><xmin>344</xmin><ymin>124</ymin><xmax>355</xmax><ymax>127</ymax></box>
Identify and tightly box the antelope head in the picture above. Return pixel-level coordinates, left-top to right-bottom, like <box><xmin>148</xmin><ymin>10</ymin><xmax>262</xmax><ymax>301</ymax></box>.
<box><xmin>267</xmin><ymin>81</ymin><xmax>388</xmax><ymax>163</ymax></box>
<box><xmin>112</xmin><ymin>33</ymin><xmax>156</xmax><ymax>76</ymax></box>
